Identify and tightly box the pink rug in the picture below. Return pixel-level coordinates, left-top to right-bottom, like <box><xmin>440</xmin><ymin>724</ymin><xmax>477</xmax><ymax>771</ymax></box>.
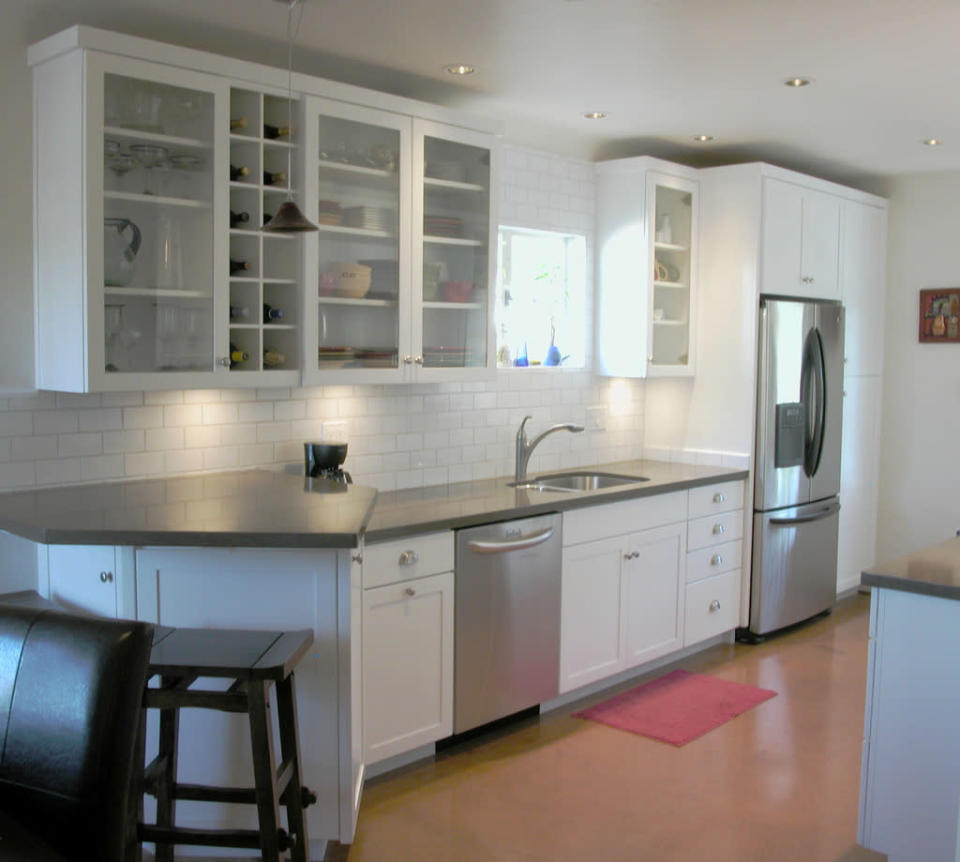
<box><xmin>573</xmin><ymin>668</ymin><xmax>777</xmax><ymax>746</ymax></box>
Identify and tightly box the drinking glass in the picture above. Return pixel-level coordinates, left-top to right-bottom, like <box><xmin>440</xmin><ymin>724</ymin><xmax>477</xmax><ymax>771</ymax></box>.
<box><xmin>130</xmin><ymin>143</ymin><xmax>168</xmax><ymax>195</ymax></box>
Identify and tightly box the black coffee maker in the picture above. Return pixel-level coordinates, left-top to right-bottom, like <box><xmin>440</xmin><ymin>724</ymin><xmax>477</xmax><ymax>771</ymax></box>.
<box><xmin>304</xmin><ymin>441</ymin><xmax>352</xmax><ymax>484</ymax></box>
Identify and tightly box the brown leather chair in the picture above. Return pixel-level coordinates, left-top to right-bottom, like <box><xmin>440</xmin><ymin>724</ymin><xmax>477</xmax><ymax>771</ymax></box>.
<box><xmin>0</xmin><ymin>604</ymin><xmax>153</xmax><ymax>862</ymax></box>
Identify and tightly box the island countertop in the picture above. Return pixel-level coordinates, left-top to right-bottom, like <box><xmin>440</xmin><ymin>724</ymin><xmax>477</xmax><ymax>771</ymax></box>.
<box><xmin>861</xmin><ymin>535</ymin><xmax>960</xmax><ymax>601</ymax></box>
<box><xmin>0</xmin><ymin>459</ymin><xmax>748</xmax><ymax>549</ymax></box>
<box><xmin>0</xmin><ymin>469</ymin><xmax>378</xmax><ymax>549</ymax></box>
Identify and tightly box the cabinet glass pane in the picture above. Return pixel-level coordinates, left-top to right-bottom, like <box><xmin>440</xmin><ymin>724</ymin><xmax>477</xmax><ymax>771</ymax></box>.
<box><xmin>422</xmin><ymin>136</ymin><xmax>490</xmax><ymax>369</ymax></box>
<box><xmin>313</xmin><ymin>114</ymin><xmax>401</xmax><ymax>371</ymax></box>
<box><xmin>651</xmin><ymin>184</ymin><xmax>692</xmax><ymax>367</ymax></box>
<box><xmin>103</xmin><ymin>73</ymin><xmax>214</xmax><ymax>373</ymax></box>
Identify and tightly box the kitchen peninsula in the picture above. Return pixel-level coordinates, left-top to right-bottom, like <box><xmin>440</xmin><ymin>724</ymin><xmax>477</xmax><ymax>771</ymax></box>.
<box><xmin>0</xmin><ymin>458</ymin><xmax>746</xmax><ymax>851</ymax></box>
<box><xmin>859</xmin><ymin>537</ymin><xmax>960</xmax><ymax>862</ymax></box>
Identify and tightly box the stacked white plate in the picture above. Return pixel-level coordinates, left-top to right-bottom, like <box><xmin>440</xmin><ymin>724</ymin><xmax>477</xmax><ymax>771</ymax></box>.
<box><xmin>342</xmin><ymin>206</ymin><xmax>393</xmax><ymax>232</ymax></box>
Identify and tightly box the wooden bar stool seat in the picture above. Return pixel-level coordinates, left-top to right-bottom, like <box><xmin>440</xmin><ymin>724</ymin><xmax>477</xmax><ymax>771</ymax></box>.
<box><xmin>138</xmin><ymin>625</ymin><xmax>317</xmax><ymax>862</ymax></box>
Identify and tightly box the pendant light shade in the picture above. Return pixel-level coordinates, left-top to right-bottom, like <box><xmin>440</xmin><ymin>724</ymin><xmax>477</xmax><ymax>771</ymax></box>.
<box><xmin>263</xmin><ymin>200</ymin><xmax>317</xmax><ymax>232</ymax></box>
<box><xmin>262</xmin><ymin>0</ymin><xmax>317</xmax><ymax>233</ymax></box>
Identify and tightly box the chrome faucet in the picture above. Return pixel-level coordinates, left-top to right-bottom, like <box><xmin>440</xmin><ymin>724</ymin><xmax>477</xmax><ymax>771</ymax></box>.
<box><xmin>515</xmin><ymin>415</ymin><xmax>585</xmax><ymax>483</ymax></box>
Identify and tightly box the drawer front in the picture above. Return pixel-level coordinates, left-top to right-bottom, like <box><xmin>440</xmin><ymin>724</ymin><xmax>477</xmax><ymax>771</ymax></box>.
<box><xmin>688</xmin><ymin>481</ymin><xmax>744</xmax><ymax>519</ymax></box>
<box><xmin>683</xmin><ymin>570</ymin><xmax>739</xmax><ymax>646</ymax></box>
<box><xmin>364</xmin><ymin>531</ymin><xmax>454</xmax><ymax>589</ymax></box>
<box><xmin>563</xmin><ymin>491</ymin><xmax>687</xmax><ymax>546</ymax></box>
<box><xmin>687</xmin><ymin>509</ymin><xmax>743</xmax><ymax>551</ymax></box>
<box><xmin>686</xmin><ymin>539</ymin><xmax>742</xmax><ymax>583</ymax></box>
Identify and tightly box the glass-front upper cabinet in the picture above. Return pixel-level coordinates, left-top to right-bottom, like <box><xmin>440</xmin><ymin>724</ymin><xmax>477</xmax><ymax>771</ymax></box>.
<box><xmin>414</xmin><ymin>120</ymin><xmax>495</xmax><ymax>379</ymax></box>
<box><xmin>648</xmin><ymin>172</ymin><xmax>697</xmax><ymax>375</ymax></box>
<box><xmin>34</xmin><ymin>52</ymin><xmax>229</xmax><ymax>391</ymax></box>
<box><xmin>302</xmin><ymin>99</ymin><xmax>411</xmax><ymax>384</ymax></box>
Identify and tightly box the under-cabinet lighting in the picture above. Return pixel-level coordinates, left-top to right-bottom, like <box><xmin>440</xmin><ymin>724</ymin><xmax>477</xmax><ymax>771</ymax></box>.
<box><xmin>784</xmin><ymin>77</ymin><xmax>811</xmax><ymax>87</ymax></box>
<box><xmin>444</xmin><ymin>64</ymin><xmax>475</xmax><ymax>76</ymax></box>
<box><xmin>692</xmin><ymin>134</ymin><xmax>715</xmax><ymax>142</ymax></box>
<box><xmin>584</xmin><ymin>111</ymin><xmax>608</xmax><ymax>120</ymax></box>
<box><xmin>923</xmin><ymin>138</ymin><xmax>944</xmax><ymax>146</ymax></box>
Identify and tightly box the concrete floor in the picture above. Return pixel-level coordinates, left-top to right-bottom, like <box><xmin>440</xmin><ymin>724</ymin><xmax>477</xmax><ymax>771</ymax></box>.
<box><xmin>335</xmin><ymin>594</ymin><xmax>885</xmax><ymax>862</ymax></box>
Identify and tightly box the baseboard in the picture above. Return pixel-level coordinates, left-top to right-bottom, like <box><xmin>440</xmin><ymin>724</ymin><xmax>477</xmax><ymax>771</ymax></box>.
<box><xmin>363</xmin><ymin>741</ymin><xmax>436</xmax><ymax>780</ymax></box>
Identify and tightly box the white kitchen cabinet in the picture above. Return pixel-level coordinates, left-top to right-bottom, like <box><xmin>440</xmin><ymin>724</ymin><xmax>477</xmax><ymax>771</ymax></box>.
<box><xmin>596</xmin><ymin>157</ymin><xmax>699</xmax><ymax>378</ymax></box>
<box><xmin>30</xmin><ymin>26</ymin><xmax>501</xmax><ymax>391</ymax></box>
<box><xmin>560</xmin><ymin>512</ymin><xmax>687</xmax><ymax>693</ymax></box>
<box><xmin>134</xmin><ymin>547</ymin><xmax>356</xmax><ymax>846</ymax></box>
<box><xmin>46</xmin><ymin>544</ymin><xmax>122</xmax><ymax>617</ymax></box>
<box><xmin>683</xmin><ymin>570</ymin><xmax>739</xmax><ymax>646</ymax></box>
<box><xmin>760</xmin><ymin>177</ymin><xmax>840</xmax><ymax>300</ymax></box>
<box><xmin>360</xmin><ymin>532</ymin><xmax>454</xmax><ymax>763</ymax></box>
<box><xmin>837</xmin><ymin>375</ymin><xmax>883</xmax><ymax>593</ymax></box>
<box><xmin>302</xmin><ymin>100</ymin><xmax>497</xmax><ymax>384</ymax></box>
<box><xmin>362</xmin><ymin>571</ymin><xmax>454</xmax><ymax>763</ymax></box>
<box><xmin>840</xmin><ymin>200</ymin><xmax>887</xmax><ymax>377</ymax></box>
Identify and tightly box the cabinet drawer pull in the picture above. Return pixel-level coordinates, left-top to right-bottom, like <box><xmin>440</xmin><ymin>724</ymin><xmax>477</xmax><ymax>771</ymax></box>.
<box><xmin>710</xmin><ymin>554</ymin><xmax>723</xmax><ymax>567</ymax></box>
<box><xmin>351</xmin><ymin>553</ymin><xmax>363</xmax><ymax>564</ymax></box>
<box><xmin>709</xmin><ymin>599</ymin><xmax>721</xmax><ymax>612</ymax></box>
<box><xmin>623</xmin><ymin>551</ymin><xmax>639</xmax><ymax>560</ymax></box>
<box><xmin>712</xmin><ymin>493</ymin><xmax>725</xmax><ymax>503</ymax></box>
<box><xmin>398</xmin><ymin>550</ymin><xmax>419</xmax><ymax>566</ymax></box>
<box><xmin>99</xmin><ymin>571</ymin><xmax>113</xmax><ymax>583</ymax></box>
<box><xmin>712</xmin><ymin>523</ymin><xmax>725</xmax><ymax>535</ymax></box>
<box><xmin>403</xmin><ymin>587</ymin><xmax>416</xmax><ymax>597</ymax></box>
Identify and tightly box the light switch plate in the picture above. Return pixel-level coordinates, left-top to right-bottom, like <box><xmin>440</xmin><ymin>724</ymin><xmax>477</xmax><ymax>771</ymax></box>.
<box><xmin>323</xmin><ymin>420</ymin><xmax>348</xmax><ymax>441</ymax></box>
<box><xmin>586</xmin><ymin>405</ymin><xmax>607</xmax><ymax>431</ymax></box>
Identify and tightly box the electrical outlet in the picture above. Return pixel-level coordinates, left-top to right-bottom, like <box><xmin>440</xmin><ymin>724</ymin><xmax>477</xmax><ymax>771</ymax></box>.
<box><xmin>586</xmin><ymin>405</ymin><xmax>607</xmax><ymax>431</ymax></box>
<box><xmin>323</xmin><ymin>420</ymin><xmax>348</xmax><ymax>442</ymax></box>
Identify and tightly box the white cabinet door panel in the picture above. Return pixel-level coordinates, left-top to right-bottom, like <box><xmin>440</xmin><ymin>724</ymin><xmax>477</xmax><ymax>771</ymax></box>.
<box><xmin>622</xmin><ymin>523</ymin><xmax>685</xmax><ymax>667</ymax></box>
<box><xmin>48</xmin><ymin>545</ymin><xmax>118</xmax><ymax>617</ymax></box>
<box><xmin>362</xmin><ymin>571</ymin><xmax>453</xmax><ymax>763</ymax></box>
<box><xmin>687</xmin><ymin>509</ymin><xmax>744</xmax><ymax>551</ymax></box>
<box><xmin>560</xmin><ymin>536</ymin><xmax>626</xmax><ymax>693</ymax></box>
<box><xmin>761</xmin><ymin>178</ymin><xmax>803</xmax><ymax>295</ymax></box>
<box><xmin>800</xmin><ymin>190</ymin><xmax>841</xmax><ymax>300</ymax></box>
<box><xmin>683</xmin><ymin>569</ymin><xmax>739</xmax><ymax>646</ymax></box>
<box><xmin>840</xmin><ymin>201</ymin><xmax>887</xmax><ymax>377</ymax></box>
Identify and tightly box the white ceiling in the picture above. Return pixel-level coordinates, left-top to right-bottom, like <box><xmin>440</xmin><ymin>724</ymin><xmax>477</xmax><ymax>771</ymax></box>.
<box><xmin>15</xmin><ymin>0</ymin><xmax>960</xmax><ymax>192</ymax></box>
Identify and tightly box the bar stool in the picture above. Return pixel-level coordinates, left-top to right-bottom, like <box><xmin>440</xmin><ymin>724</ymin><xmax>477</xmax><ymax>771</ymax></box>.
<box><xmin>138</xmin><ymin>625</ymin><xmax>318</xmax><ymax>862</ymax></box>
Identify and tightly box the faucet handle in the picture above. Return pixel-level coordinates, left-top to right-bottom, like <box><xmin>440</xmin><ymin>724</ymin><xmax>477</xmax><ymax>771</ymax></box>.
<box><xmin>518</xmin><ymin>415</ymin><xmax>533</xmax><ymax>438</ymax></box>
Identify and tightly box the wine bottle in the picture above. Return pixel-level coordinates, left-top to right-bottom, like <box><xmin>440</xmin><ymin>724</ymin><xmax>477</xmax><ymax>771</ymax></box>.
<box><xmin>263</xmin><ymin>123</ymin><xmax>291</xmax><ymax>140</ymax></box>
<box><xmin>230</xmin><ymin>117</ymin><xmax>248</xmax><ymax>131</ymax></box>
<box><xmin>229</xmin><ymin>164</ymin><xmax>250</xmax><ymax>181</ymax></box>
<box><xmin>229</xmin><ymin>258</ymin><xmax>250</xmax><ymax>275</ymax></box>
<box><xmin>229</xmin><ymin>343</ymin><xmax>249</xmax><ymax>368</ymax></box>
<box><xmin>263</xmin><ymin>347</ymin><xmax>285</xmax><ymax>368</ymax></box>
<box><xmin>229</xmin><ymin>305</ymin><xmax>250</xmax><ymax>321</ymax></box>
<box><xmin>263</xmin><ymin>304</ymin><xmax>284</xmax><ymax>324</ymax></box>
<box><xmin>229</xmin><ymin>210</ymin><xmax>250</xmax><ymax>228</ymax></box>
<box><xmin>263</xmin><ymin>170</ymin><xmax>287</xmax><ymax>186</ymax></box>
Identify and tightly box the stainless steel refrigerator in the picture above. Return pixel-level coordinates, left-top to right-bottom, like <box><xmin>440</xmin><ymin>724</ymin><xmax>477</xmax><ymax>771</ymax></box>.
<box><xmin>746</xmin><ymin>296</ymin><xmax>844</xmax><ymax>639</ymax></box>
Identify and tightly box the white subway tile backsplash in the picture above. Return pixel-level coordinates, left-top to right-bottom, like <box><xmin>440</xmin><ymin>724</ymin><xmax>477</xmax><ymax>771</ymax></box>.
<box><xmin>36</xmin><ymin>457</ymin><xmax>82</xmax><ymax>485</ymax></box>
<box><xmin>163</xmin><ymin>449</ymin><xmax>204</xmax><ymax>475</ymax></box>
<box><xmin>184</xmin><ymin>426</ymin><xmax>220</xmax><ymax>448</ymax></box>
<box><xmin>144</xmin><ymin>427</ymin><xmax>185</xmax><ymax>451</ymax></box>
<box><xmin>77</xmin><ymin>408</ymin><xmax>123</xmax><ymax>432</ymax></box>
<box><xmin>103</xmin><ymin>429</ymin><xmax>145</xmax><ymax>454</ymax></box>
<box><xmin>0</xmin><ymin>439</ymin><xmax>9</xmax><ymax>462</ymax></box>
<box><xmin>256</xmin><ymin>422</ymin><xmax>292</xmax><ymax>443</ymax></box>
<box><xmin>124</xmin><ymin>451</ymin><xmax>166</xmax><ymax>476</ymax></box>
<box><xmin>58</xmin><ymin>432</ymin><xmax>102</xmax><ymax>457</ymax></box>
<box><xmin>163</xmin><ymin>404</ymin><xmax>203</xmax><ymax>427</ymax></box>
<box><xmin>123</xmin><ymin>406</ymin><xmax>163</xmax><ymax>429</ymax></box>
<box><xmin>81</xmin><ymin>454</ymin><xmax>125</xmax><ymax>481</ymax></box>
<box><xmin>144</xmin><ymin>390</ymin><xmax>185</xmax><ymax>406</ymax></box>
<box><xmin>101</xmin><ymin>392</ymin><xmax>143</xmax><ymax>408</ymax></box>
<box><xmin>0</xmin><ymin>462</ymin><xmax>36</xmax><ymax>489</ymax></box>
<box><xmin>202</xmin><ymin>403</ymin><xmax>239</xmax><ymax>425</ymax></box>
<box><xmin>184</xmin><ymin>389</ymin><xmax>222</xmax><ymax>404</ymax></box>
<box><xmin>12</xmin><ymin>435</ymin><xmax>58</xmax><ymax>461</ymax></box>
<box><xmin>33</xmin><ymin>411</ymin><xmax>77</xmax><ymax>435</ymax></box>
<box><xmin>238</xmin><ymin>402</ymin><xmax>274</xmax><ymax>423</ymax></box>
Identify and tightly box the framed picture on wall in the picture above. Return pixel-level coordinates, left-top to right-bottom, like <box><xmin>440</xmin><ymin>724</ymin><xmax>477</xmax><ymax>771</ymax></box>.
<box><xmin>919</xmin><ymin>288</ymin><xmax>960</xmax><ymax>342</ymax></box>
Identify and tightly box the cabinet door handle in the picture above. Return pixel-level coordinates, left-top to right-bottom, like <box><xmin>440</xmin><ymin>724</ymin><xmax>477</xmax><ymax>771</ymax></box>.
<box><xmin>712</xmin><ymin>493</ymin><xmax>725</xmax><ymax>503</ymax></box>
<box><xmin>216</xmin><ymin>356</ymin><xmax>231</xmax><ymax>367</ymax></box>
<box><xmin>710</xmin><ymin>554</ymin><xmax>723</xmax><ymax>567</ymax></box>
<box><xmin>398</xmin><ymin>550</ymin><xmax>419</xmax><ymax>566</ymax></box>
<box><xmin>414</xmin><ymin>356</ymin><xmax>424</xmax><ymax>365</ymax></box>
<box><xmin>712</xmin><ymin>523</ymin><xmax>725</xmax><ymax>535</ymax></box>
<box><xmin>801</xmin><ymin>276</ymin><xmax>814</xmax><ymax>284</ymax></box>
<box><xmin>404</xmin><ymin>587</ymin><xmax>416</xmax><ymax>597</ymax></box>
<box><xmin>99</xmin><ymin>571</ymin><xmax>113</xmax><ymax>583</ymax></box>
<box><xmin>624</xmin><ymin>551</ymin><xmax>638</xmax><ymax>560</ymax></box>
<box><xmin>403</xmin><ymin>355</ymin><xmax>414</xmax><ymax>365</ymax></box>
<box><xmin>709</xmin><ymin>599</ymin><xmax>721</xmax><ymax>612</ymax></box>
<box><xmin>351</xmin><ymin>553</ymin><xmax>363</xmax><ymax>564</ymax></box>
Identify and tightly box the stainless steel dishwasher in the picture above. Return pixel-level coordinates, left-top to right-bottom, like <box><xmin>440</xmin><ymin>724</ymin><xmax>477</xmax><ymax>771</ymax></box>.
<box><xmin>454</xmin><ymin>513</ymin><xmax>562</xmax><ymax>734</ymax></box>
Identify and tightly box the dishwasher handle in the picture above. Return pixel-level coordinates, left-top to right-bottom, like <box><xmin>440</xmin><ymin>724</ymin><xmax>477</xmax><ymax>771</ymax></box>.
<box><xmin>465</xmin><ymin>527</ymin><xmax>555</xmax><ymax>554</ymax></box>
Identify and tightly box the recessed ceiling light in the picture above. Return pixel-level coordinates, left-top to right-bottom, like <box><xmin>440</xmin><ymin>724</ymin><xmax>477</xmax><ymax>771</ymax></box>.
<box><xmin>784</xmin><ymin>77</ymin><xmax>811</xmax><ymax>87</ymax></box>
<box><xmin>923</xmin><ymin>138</ymin><xmax>944</xmax><ymax>146</ymax></box>
<box><xmin>692</xmin><ymin>134</ymin><xmax>715</xmax><ymax>142</ymax></box>
<box><xmin>443</xmin><ymin>64</ymin><xmax>475</xmax><ymax>76</ymax></box>
<box><xmin>584</xmin><ymin>111</ymin><xmax>607</xmax><ymax>120</ymax></box>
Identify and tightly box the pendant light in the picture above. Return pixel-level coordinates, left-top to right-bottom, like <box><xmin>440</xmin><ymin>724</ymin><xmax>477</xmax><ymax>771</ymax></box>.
<box><xmin>263</xmin><ymin>0</ymin><xmax>317</xmax><ymax>233</ymax></box>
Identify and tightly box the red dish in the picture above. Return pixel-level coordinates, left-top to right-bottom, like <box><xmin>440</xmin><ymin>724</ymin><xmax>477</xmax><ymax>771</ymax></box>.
<box><xmin>440</xmin><ymin>281</ymin><xmax>474</xmax><ymax>302</ymax></box>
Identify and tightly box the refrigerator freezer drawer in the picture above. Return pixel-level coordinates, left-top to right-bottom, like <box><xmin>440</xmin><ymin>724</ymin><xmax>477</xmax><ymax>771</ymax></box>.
<box><xmin>749</xmin><ymin>499</ymin><xmax>840</xmax><ymax>636</ymax></box>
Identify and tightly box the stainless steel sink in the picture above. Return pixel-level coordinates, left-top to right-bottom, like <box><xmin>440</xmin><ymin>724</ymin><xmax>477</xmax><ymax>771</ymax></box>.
<box><xmin>509</xmin><ymin>471</ymin><xmax>650</xmax><ymax>492</ymax></box>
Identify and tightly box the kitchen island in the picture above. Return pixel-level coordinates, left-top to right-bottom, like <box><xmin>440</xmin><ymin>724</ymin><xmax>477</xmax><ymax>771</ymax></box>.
<box><xmin>858</xmin><ymin>536</ymin><xmax>960</xmax><ymax>862</ymax></box>
<box><xmin>0</xmin><ymin>458</ymin><xmax>747</xmax><ymax>851</ymax></box>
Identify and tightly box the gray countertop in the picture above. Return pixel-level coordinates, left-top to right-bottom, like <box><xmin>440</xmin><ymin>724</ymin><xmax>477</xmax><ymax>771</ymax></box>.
<box><xmin>365</xmin><ymin>459</ymin><xmax>748</xmax><ymax>542</ymax></box>
<box><xmin>862</xmin><ymin>536</ymin><xmax>960</xmax><ymax>601</ymax></box>
<box><xmin>0</xmin><ymin>459</ymin><xmax>747</xmax><ymax>549</ymax></box>
<box><xmin>0</xmin><ymin>470</ymin><xmax>378</xmax><ymax>549</ymax></box>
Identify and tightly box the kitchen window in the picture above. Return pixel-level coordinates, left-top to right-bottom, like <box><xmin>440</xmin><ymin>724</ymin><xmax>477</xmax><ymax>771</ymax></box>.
<box><xmin>495</xmin><ymin>226</ymin><xmax>586</xmax><ymax>369</ymax></box>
